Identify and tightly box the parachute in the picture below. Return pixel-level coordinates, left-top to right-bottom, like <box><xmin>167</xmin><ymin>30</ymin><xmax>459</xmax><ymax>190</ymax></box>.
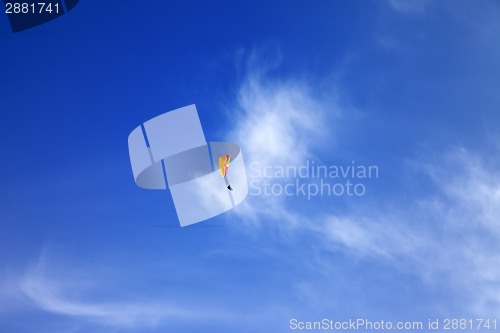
<box><xmin>218</xmin><ymin>154</ymin><xmax>231</xmax><ymax>177</ymax></box>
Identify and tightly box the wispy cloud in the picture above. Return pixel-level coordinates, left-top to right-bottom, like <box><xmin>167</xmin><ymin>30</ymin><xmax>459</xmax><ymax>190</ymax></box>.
<box><xmin>227</xmin><ymin>50</ymin><xmax>341</xmax><ymax>228</ymax></box>
<box><xmin>231</xmin><ymin>59</ymin><xmax>329</xmax><ymax>168</ymax></box>
<box><xmin>8</xmin><ymin>36</ymin><xmax>499</xmax><ymax>328</ymax></box>
<box><xmin>305</xmin><ymin>148</ymin><xmax>500</xmax><ymax>316</ymax></box>
<box><xmin>426</xmin><ymin>148</ymin><xmax>500</xmax><ymax>234</ymax></box>
<box><xmin>227</xmin><ymin>51</ymin><xmax>500</xmax><ymax>316</ymax></box>
<box><xmin>15</xmin><ymin>251</ymin><xmax>226</xmax><ymax>329</ymax></box>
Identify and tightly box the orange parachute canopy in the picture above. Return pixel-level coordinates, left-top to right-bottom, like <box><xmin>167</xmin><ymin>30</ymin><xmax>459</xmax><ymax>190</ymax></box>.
<box><xmin>218</xmin><ymin>154</ymin><xmax>231</xmax><ymax>177</ymax></box>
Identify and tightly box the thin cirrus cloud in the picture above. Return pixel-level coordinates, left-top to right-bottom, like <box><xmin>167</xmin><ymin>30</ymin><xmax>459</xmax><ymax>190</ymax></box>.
<box><xmin>232</xmin><ymin>71</ymin><xmax>328</xmax><ymax>167</ymax></box>
<box><xmin>226</xmin><ymin>53</ymin><xmax>500</xmax><ymax>316</ymax></box>
<box><xmin>316</xmin><ymin>148</ymin><xmax>500</xmax><ymax>315</ymax></box>
<box><xmin>5</xmin><ymin>57</ymin><xmax>499</xmax><ymax>329</ymax></box>
<box><xmin>15</xmin><ymin>251</ymin><xmax>223</xmax><ymax>329</ymax></box>
<box><xmin>227</xmin><ymin>55</ymin><xmax>339</xmax><ymax>228</ymax></box>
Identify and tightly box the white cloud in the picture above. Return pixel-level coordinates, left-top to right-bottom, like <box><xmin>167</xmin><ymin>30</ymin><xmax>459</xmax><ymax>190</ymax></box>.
<box><xmin>226</xmin><ymin>53</ymin><xmax>500</xmax><ymax>316</ymax></box>
<box><xmin>312</xmin><ymin>148</ymin><xmax>500</xmax><ymax>315</ymax></box>
<box><xmin>315</xmin><ymin>215</ymin><xmax>428</xmax><ymax>261</ymax></box>
<box><xmin>227</xmin><ymin>52</ymin><xmax>340</xmax><ymax>228</ymax></box>
<box><xmin>11</xmin><ymin>49</ymin><xmax>495</xmax><ymax>328</ymax></box>
<box><xmin>15</xmin><ymin>251</ymin><xmax>224</xmax><ymax>329</ymax></box>
<box><xmin>233</xmin><ymin>73</ymin><xmax>328</xmax><ymax>168</ymax></box>
<box><xmin>427</xmin><ymin>148</ymin><xmax>500</xmax><ymax>234</ymax></box>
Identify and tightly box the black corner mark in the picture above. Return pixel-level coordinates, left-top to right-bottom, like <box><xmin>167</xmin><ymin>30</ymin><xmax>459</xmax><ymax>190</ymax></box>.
<box><xmin>4</xmin><ymin>0</ymin><xmax>80</xmax><ymax>33</ymax></box>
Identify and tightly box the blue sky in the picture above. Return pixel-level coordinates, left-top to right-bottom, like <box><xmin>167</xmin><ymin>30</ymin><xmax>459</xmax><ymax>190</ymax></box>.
<box><xmin>1</xmin><ymin>1</ymin><xmax>500</xmax><ymax>332</ymax></box>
